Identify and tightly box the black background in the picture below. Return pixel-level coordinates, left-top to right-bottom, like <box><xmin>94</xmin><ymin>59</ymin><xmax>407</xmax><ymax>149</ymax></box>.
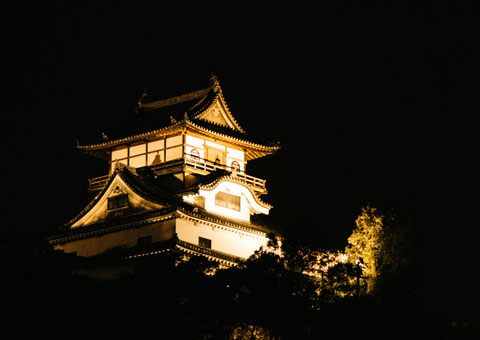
<box><xmin>6</xmin><ymin>1</ymin><xmax>479</xmax><ymax>322</ymax></box>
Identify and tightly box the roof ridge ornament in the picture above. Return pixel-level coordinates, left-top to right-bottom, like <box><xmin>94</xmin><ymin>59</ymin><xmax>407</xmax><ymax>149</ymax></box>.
<box><xmin>210</xmin><ymin>73</ymin><xmax>221</xmax><ymax>93</ymax></box>
<box><xmin>135</xmin><ymin>88</ymin><xmax>148</xmax><ymax>113</ymax></box>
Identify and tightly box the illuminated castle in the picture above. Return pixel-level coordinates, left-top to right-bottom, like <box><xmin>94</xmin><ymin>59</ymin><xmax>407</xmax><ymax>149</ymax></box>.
<box><xmin>48</xmin><ymin>76</ymin><xmax>281</xmax><ymax>266</ymax></box>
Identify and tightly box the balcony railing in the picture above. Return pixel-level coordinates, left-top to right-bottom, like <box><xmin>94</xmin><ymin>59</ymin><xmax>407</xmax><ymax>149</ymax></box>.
<box><xmin>87</xmin><ymin>174</ymin><xmax>111</xmax><ymax>192</ymax></box>
<box><xmin>184</xmin><ymin>158</ymin><xmax>266</xmax><ymax>192</ymax></box>
<box><xmin>87</xmin><ymin>157</ymin><xmax>267</xmax><ymax>193</ymax></box>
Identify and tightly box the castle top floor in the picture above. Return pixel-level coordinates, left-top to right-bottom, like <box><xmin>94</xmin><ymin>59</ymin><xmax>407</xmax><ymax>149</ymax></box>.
<box><xmin>78</xmin><ymin>77</ymin><xmax>279</xmax><ymax>163</ymax></box>
<box><xmin>78</xmin><ymin>76</ymin><xmax>280</xmax><ymax>189</ymax></box>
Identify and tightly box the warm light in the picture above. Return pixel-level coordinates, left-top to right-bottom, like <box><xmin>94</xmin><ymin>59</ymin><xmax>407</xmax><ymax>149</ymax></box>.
<box><xmin>198</xmin><ymin>180</ymin><xmax>270</xmax><ymax>221</ymax></box>
<box><xmin>338</xmin><ymin>253</ymin><xmax>348</xmax><ymax>263</ymax></box>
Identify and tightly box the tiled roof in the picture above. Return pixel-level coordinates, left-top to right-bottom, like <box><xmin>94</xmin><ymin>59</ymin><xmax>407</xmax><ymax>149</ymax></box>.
<box><xmin>177</xmin><ymin>204</ymin><xmax>278</xmax><ymax>236</ymax></box>
<box><xmin>77</xmin><ymin>78</ymin><xmax>280</xmax><ymax>158</ymax></box>
<box><xmin>60</xmin><ymin>166</ymin><xmax>177</xmax><ymax>229</ymax></box>
<box><xmin>49</xmin><ymin>208</ymin><xmax>176</xmax><ymax>244</ymax></box>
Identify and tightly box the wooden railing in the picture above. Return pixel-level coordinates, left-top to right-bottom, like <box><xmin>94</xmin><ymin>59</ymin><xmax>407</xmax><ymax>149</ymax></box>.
<box><xmin>184</xmin><ymin>158</ymin><xmax>267</xmax><ymax>192</ymax></box>
<box><xmin>87</xmin><ymin>174</ymin><xmax>110</xmax><ymax>192</ymax></box>
<box><xmin>87</xmin><ymin>157</ymin><xmax>267</xmax><ymax>193</ymax></box>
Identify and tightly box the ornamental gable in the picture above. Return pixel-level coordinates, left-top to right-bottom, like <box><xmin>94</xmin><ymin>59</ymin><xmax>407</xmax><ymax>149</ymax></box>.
<box><xmin>70</xmin><ymin>172</ymin><xmax>166</xmax><ymax>228</ymax></box>
<box><xmin>183</xmin><ymin>177</ymin><xmax>271</xmax><ymax>222</ymax></box>
<box><xmin>195</xmin><ymin>96</ymin><xmax>242</xmax><ymax>132</ymax></box>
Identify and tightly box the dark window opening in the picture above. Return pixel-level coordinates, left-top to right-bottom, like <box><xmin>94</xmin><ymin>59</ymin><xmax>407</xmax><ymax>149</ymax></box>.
<box><xmin>108</xmin><ymin>194</ymin><xmax>129</xmax><ymax>210</ymax></box>
<box><xmin>199</xmin><ymin>237</ymin><xmax>211</xmax><ymax>249</ymax></box>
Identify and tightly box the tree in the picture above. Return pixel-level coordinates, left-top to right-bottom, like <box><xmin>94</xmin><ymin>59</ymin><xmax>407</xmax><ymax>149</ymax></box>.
<box><xmin>319</xmin><ymin>261</ymin><xmax>364</xmax><ymax>303</ymax></box>
<box><xmin>344</xmin><ymin>204</ymin><xmax>421</xmax><ymax>313</ymax></box>
<box><xmin>345</xmin><ymin>204</ymin><xmax>384</xmax><ymax>293</ymax></box>
<box><xmin>373</xmin><ymin>209</ymin><xmax>420</xmax><ymax>312</ymax></box>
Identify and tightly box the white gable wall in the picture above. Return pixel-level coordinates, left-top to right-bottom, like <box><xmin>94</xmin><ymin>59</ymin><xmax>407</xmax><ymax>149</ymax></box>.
<box><xmin>197</xmin><ymin>180</ymin><xmax>269</xmax><ymax>222</ymax></box>
<box><xmin>71</xmin><ymin>175</ymin><xmax>165</xmax><ymax>228</ymax></box>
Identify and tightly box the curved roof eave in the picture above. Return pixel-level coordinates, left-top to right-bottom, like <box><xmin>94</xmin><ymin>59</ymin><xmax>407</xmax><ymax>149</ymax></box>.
<box><xmin>198</xmin><ymin>174</ymin><xmax>273</xmax><ymax>210</ymax></box>
<box><xmin>77</xmin><ymin>120</ymin><xmax>280</xmax><ymax>155</ymax></box>
<box><xmin>61</xmin><ymin>167</ymin><xmax>174</xmax><ymax>229</ymax></box>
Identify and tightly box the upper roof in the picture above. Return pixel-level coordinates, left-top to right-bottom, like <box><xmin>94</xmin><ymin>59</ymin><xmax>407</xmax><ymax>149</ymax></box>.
<box><xmin>77</xmin><ymin>75</ymin><xmax>280</xmax><ymax>161</ymax></box>
<box><xmin>139</xmin><ymin>75</ymin><xmax>245</xmax><ymax>133</ymax></box>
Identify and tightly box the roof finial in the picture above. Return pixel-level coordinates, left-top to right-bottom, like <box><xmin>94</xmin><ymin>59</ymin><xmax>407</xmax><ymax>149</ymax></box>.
<box><xmin>210</xmin><ymin>73</ymin><xmax>221</xmax><ymax>93</ymax></box>
<box><xmin>135</xmin><ymin>88</ymin><xmax>148</xmax><ymax>113</ymax></box>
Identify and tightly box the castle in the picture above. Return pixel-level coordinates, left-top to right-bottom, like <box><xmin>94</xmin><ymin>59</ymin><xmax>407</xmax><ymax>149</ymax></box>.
<box><xmin>48</xmin><ymin>76</ymin><xmax>281</xmax><ymax>267</ymax></box>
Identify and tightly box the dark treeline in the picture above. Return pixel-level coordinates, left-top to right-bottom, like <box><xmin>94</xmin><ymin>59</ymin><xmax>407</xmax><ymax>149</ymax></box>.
<box><xmin>1</xmin><ymin>226</ymin><xmax>478</xmax><ymax>340</ymax></box>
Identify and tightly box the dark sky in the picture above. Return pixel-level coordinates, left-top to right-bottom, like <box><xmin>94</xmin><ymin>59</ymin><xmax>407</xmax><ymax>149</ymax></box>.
<box><xmin>7</xmin><ymin>2</ymin><xmax>479</xmax><ymax>321</ymax></box>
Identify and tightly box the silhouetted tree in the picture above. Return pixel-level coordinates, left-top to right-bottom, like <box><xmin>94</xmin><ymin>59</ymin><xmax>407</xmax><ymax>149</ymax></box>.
<box><xmin>373</xmin><ymin>209</ymin><xmax>420</xmax><ymax>312</ymax></box>
<box><xmin>319</xmin><ymin>261</ymin><xmax>366</xmax><ymax>303</ymax></box>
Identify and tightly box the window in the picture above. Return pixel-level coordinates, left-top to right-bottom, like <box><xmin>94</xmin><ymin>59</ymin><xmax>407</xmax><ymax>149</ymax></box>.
<box><xmin>190</xmin><ymin>148</ymin><xmax>201</xmax><ymax>160</ymax></box>
<box><xmin>108</xmin><ymin>194</ymin><xmax>129</xmax><ymax>210</ymax></box>
<box><xmin>215</xmin><ymin>191</ymin><xmax>241</xmax><ymax>211</ymax></box>
<box><xmin>199</xmin><ymin>237</ymin><xmax>211</xmax><ymax>249</ymax></box>
<box><xmin>231</xmin><ymin>160</ymin><xmax>240</xmax><ymax>171</ymax></box>
<box><xmin>206</xmin><ymin>147</ymin><xmax>225</xmax><ymax>165</ymax></box>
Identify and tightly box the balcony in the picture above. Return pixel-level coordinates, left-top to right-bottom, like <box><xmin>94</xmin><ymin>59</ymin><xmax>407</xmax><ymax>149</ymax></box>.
<box><xmin>183</xmin><ymin>158</ymin><xmax>267</xmax><ymax>193</ymax></box>
<box><xmin>88</xmin><ymin>174</ymin><xmax>111</xmax><ymax>192</ymax></box>
<box><xmin>87</xmin><ymin>157</ymin><xmax>267</xmax><ymax>193</ymax></box>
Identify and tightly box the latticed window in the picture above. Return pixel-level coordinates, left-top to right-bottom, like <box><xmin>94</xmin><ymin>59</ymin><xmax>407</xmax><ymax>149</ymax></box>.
<box><xmin>108</xmin><ymin>194</ymin><xmax>129</xmax><ymax>210</ymax></box>
<box><xmin>215</xmin><ymin>191</ymin><xmax>241</xmax><ymax>211</ymax></box>
<box><xmin>206</xmin><ymin>147</ymin><xmax>225</xmax><ymax>165</ymax></box>
<box><xmin>199</xmin><ymin>237</ymin><xmax>211</xmax><ymax>249</ymax></box>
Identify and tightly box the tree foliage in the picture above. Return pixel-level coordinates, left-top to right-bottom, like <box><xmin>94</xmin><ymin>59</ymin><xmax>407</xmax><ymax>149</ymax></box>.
<box><xmin>345</xmin><ymin>204</ymin><xmax>384</xmax><ymax>293</ymax></box>
<box><xmin>319</xmin><ymin>262</ymin><xmax>365</xmax><ymax>303</ymax></box>
<box><xmin>344</xmin><ymin>204</ymin><xmax>420</xmax><ymax>312</ymax></box>
<box><xmin>4</xmin><ymin>209</ymin><xmax>462</xmax><ymax>339</ymax></box>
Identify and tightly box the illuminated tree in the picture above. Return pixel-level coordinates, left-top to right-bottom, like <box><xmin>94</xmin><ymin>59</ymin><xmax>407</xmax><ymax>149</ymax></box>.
<box><xmin>345</xmin><ymin>205</ymin><xmax>384</xmax><ymax>293</ymax></box>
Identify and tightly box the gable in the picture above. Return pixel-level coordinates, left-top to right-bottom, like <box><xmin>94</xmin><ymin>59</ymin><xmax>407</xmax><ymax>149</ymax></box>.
<box><xmin>71</xmin><ymin>174</ymin><xmax>166</xmax><ymax>228</ymax></box>
<box><xmin>195</xmin><ymin>178</ymin><xmax>271</xmax><ymax>222</ymax></box>
<box><xmin>195</xmin><ymin>96</ymin><xmax>244</xmax><ymax>132</ymax></box>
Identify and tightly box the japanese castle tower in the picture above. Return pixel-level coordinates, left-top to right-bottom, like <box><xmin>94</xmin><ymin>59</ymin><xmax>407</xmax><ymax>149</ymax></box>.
<box><xmin>48</xmin><ymin>76</ymin><xmax>281</xmax><ymax>266</ymax></box>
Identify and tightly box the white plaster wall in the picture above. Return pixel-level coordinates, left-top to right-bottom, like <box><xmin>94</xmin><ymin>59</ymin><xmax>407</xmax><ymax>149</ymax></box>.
<box><xmin>55</xmin><ymin>220</ymin><xmax>175</xmax><ymax>257</ymax></box>
<box><xmin>175</xmin><ymin>217</ymin><xmax>269</xmax><ymax>259</ymax></box>
<box><xmin>199</xmin><ymin>181</ymin><xmax>269</xmax><ymax>222</ymax></box>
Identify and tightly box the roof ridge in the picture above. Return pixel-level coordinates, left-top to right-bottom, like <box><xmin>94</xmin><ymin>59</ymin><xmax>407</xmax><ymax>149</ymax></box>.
<box><xmin>188</xmin><ymin>85</ymin><xmax>246</xmax><ymax>134</ymax></box>
<box><xmin>139</xmin><ymin>86</ymin><xmax>212</xmax><ymax>112</ymax></box>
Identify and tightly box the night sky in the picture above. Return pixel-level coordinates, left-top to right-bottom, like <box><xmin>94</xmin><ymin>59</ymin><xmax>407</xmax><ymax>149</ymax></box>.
<box><xmin>7</xmin><ymin>2</ymin><xmax>479</xmax><ymax>321</ymax></box>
